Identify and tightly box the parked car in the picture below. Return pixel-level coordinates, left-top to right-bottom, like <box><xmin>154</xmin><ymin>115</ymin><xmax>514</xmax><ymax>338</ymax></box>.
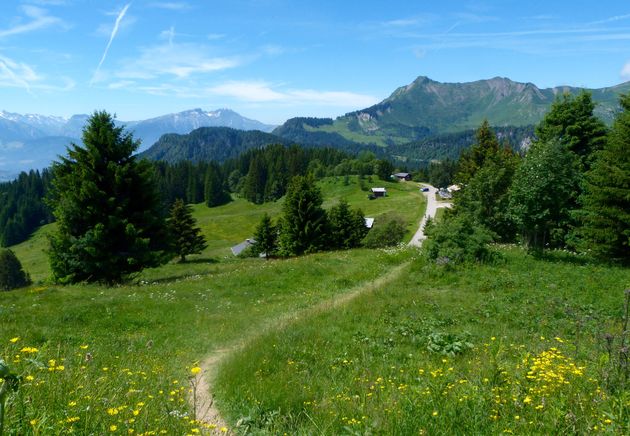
<box><xmin>421</xmin><ymin>187</ymin><xmax>430</xmax><ymax>192</ymax></box>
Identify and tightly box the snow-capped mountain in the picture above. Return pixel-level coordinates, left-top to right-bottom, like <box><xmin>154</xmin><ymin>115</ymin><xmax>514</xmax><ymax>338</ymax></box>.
<box><xmin>125</xmin><ymin>108</ymin><xmax>276</xmax><ymax>148</ymax></box>
<box><xmin>0</xmin><ymin>109</ymin><xmax>276</xmax><ymax>180</ymax></box>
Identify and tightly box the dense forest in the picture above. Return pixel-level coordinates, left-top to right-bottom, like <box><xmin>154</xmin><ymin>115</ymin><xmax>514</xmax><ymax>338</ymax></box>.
<box><xmin>389</xmin><ymin>125</ymin><xmax>534</xmax><ymax>163</ymax></box>
<box><xmin>0</xmin><ymin>143</ymin><xmax>394</xmax><ymax>247</ymax></box>
<box><xmin>425</xmin><ymin>92</ymin><xmax>629</xmax><ymax>264</ymax></box>
<box><xmin>139</xmin><ymin>127</ymin><xmax>293</xmax><ymax>163</ymax></box>
<box><xmin>0</xmin><ymin>170</ymin><xmax>53</xmax><ymax>246</ymax></box>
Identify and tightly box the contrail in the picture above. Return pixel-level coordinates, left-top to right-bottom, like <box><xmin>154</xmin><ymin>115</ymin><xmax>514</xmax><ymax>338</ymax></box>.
<box><xmin>90</xmin><ymin>3</ymin><xmax>131</xmax><ymax>86</ymax></box>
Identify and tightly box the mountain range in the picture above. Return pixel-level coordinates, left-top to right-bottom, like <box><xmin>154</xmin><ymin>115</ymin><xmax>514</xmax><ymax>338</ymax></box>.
<box><xmin>0</xmin><ymin>109</ymin><xmax>276</xmax><ymax>180</ymax></box>
<box><xmin>2</xmin><ymin>76</ymin><xmax>630</xmax><ymax>180</ymax></box>
<box><xmin>274</xmin><ymin>76</ymin><xmax>630</xmax><ymax>148</ymax></box>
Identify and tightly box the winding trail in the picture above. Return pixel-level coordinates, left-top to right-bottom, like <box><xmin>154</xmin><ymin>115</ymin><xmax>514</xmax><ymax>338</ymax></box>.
<box><xmin>191</xmin><ymin>184</ymin><xmax>440</xmax><ymax>433</ymax></box>
<box><xmin>408</xmin><ymin>184</ymin><xmax>452</xmax><ymax>247</ymax></box>
<box><xmin>190</xmin><ymin>261</ymin><xmax>411</xmax><ymax>434</ymax></box>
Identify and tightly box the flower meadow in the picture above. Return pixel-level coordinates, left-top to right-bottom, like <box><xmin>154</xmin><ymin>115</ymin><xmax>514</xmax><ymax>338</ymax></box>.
<box><xmin>2</xmin><ymin>337</ymin><xmax>218</xmax><ymax>435</ymax></box>
<box><xmin>214</xmin><ymin>249</ymin><xmax>630</xmax><ymax>434</ymax></box>
<box><xmin>0</xmin><ymin>248</ymin><xmax>407</xmax><ymax>434</ymax></box>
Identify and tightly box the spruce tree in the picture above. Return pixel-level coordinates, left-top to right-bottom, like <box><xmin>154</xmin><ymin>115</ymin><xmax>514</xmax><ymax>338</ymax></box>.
<box><xmin>167</xmin><ymin>199</ymin><xmax>207</xmax><ymax>262</ymax></box>
<box><xmin>47</xmin><ymin>111</ymin><xmax>168</xmax><ymax>284</ymax></box>
<box><xmin>456</xmin><ymin>120</ymin><xmax>500</xmax><ymax>184</ymax></box>
<box><xmin>579</xmin><ymin>94</ymin><xmax>630</xmax><ymax>263</ymax></box>
<box><xmin>328</xmin><ymin>199</ymin><xmax>368</xmax><ymax>249</ymax></box>
<box><xmin>252</xmin><ymin>213</ymin><xmax>277</xmax><ymax>259</ymax></box>
<box><xmin>278</xmin><ymin>175</ymin><xmax>328</xmax><ymax>256</ymax></box>
<box><xmin>204</xmin><ymin>163</ymin><xmax>230</xmax><ymax>207</ymax></box>
<box><xmin>535</xmin><ymin>91</ymin><xmax>607</xmax><ymax>169</ymax></box>
<box><xmin>0</xmin><ymin>249</ymin><xmax>31</xmax><ymax>291</ymax></box>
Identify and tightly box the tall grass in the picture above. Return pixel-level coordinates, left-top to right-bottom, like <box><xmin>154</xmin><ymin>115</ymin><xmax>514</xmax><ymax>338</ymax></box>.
<box><xmin>214</xmin><ymin>247</ymin><xmax>630</xmax><ymax>434</ymax></box>
<box><xmin>0</xmin><ymin>248</ymin><xmax>409</xmax><ymax>434</ymax></box>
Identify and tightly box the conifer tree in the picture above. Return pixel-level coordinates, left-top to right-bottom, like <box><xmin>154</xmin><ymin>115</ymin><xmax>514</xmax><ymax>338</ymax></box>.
<box><xmin>0</xmin><ymin>249</ymin><xmax>30</xmax><ymax>291</ymax></box>
<box><xmin>204</xmin><ymin>163</ymin><xmax>230</xmax><ymax>207</ymax></box>
<box><xmin>252</xmin><ymin>213</ymin><xmax>277</xmax><ymax>259</ymax></box>
<box><xmin>328</xmin><ymin>199</ymin><xmax>368</xmax><ymax>249</ymax></box>
<box><xmin>278</xmin><ymin>175</ymin><xmax>328</xmax><ymax>256</ymax></box>
<box><xmin>456</xmin><ymin>120</ymin><xmax>500</xmax><ymax>184</ymax></box>
<box><xmin>167</xmin><ymin>199</ymin><xmax>207</xmax><ymax>262</ymax></box>
<box><xmin>535</xmin><ymin>91</ymin><xmax>607</xmax><ymax>169</ymax></box>
<box><xmin>579</xmin><ymin>94</ymin><xmax>630</xmax><ymax>263</ymax></box>
<box><xmin>47</xmin><ymin>111</ymin><xmax>168</xmax><ymax>284</ymax></box>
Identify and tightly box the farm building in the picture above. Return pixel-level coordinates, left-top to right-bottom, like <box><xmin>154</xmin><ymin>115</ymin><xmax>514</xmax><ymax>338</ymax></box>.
<box><xmin>392</xmin><ymin>172</ymin><xmax>411</xmax><ymax>181</ymax></box>
<box><xmin>371</xmin><ymin>187</ymin><xmax>387</xmax><ymax>197</ymax></box>
<box><xmin>231</xmin><ymin>238</ymin><xmax>256</xmax><ymax>256</ymax></box>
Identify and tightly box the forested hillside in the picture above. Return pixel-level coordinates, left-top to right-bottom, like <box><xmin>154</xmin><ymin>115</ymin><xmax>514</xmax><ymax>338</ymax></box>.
<box><xmin>0</xmin><ymin>170</ymin><xmax>53</xmax><ymax>246</ymax></box>
<box><xmin>139</xmin><ymin>127</ymin><xmax>292</xmax><ymax>163</ymax></box>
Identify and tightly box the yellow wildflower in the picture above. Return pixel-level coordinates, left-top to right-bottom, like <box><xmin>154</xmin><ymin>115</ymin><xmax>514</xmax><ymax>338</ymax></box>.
<box><xmin>9</xmin><ymin>337</ymin><xmax>19</xmax><ymax>343</ymax></box>
<box><xmin>110</xmin><ymin>424</ymin><xmax>118</xmax><ymax>432</ymax></box>
<box><xmin>190</xmin><ymin>366</ymin><xmax>202</xmax><ymax>375</ymax></box>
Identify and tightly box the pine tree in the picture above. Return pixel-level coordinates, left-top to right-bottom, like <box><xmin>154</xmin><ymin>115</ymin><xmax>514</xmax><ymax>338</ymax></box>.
<box><xmin>0</xmin><ymin>249</ymin><xmax>31</xmax><ymax>291</ymax></box>
<box><xmin>243</xmin><ymin>157</ymin><xmax>267</xmax><ymax>204</ymax></box>
<box><xmin>456</xmin><ymin>120</ymin><xmax>500</xmax><ymax>184</ymax></box>
<box><xmin>535</xmin><ymin>91</ymin><xmax>607</xmax><ymax>169</ymax></box>
<box><xmin>278</xmin><ymin>175</ymin><xmax>328</xmax><ymax>256</ymax></box>
<box><xmin>328</xmin><ymin>199</ymin><xmax>368</xmax><ymax>249</ymax></box>
<box><xmin>167</xmin><ymin>199</ymin><xmax>207</xmax><ymax>262</ymax></box>
<box><xmin>204</xmin><ymin>163</ymin><xmax>230</xmax><ymax>207</ymax></box>
<box><xmin>579</xmin><ymin>94</ymin><xmax>630</xmax><ymax>263</ymax></box>
<box><xmin>47</xmin><ymin>111</ymin><xmax>168</xmax><ymax>284</ymax></box>
<box><xmin>455</xmin><ymin>146</ymin><xmax>520</xmax><ymax>241</ymax></box>
<box><xmin>252</xmin><ymin>213</ymin><xmax>277</xmax><ymax>259</ymax></box>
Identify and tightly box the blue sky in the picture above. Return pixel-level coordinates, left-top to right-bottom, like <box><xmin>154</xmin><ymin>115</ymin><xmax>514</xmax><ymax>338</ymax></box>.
<box><xmin>1</xmin><ymin>0</ymin><xmax>630</xmax><ymax>124</ymax></box>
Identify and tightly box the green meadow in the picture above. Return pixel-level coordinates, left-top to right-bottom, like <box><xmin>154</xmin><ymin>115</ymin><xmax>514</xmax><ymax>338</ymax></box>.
<box><xmin>0</xmin><ymin>177</ymin><xmax>421</xmax><ymax>434</ymax></box>
<box><xmin>2</xmin><ymin>176</ymin><xmax>629</xmax><ymax>434</ymax></box>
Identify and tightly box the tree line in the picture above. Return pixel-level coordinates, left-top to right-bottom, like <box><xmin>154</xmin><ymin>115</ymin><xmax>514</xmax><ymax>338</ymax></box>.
<box><xmin>0</xmin><ymin>170</ymin><xmax>53</xmax><ymax>247</ymax></box>
<box><xmin>425</xmin><ymin>92</ymin><xmax>629</xmax><ymax>265</ymax></box>
<box><xmin>0</xmin><ymin>140</ymin><xmax>395</xmax><ymax>248</ymax></box>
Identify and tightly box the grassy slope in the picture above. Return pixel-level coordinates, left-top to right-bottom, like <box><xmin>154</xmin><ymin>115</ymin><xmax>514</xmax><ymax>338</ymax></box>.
<box><xmin>214</xmin><ymin>249</ymin><xmax>630</xmax><ymax>434</ymax></box>
<box><xmin>10</xmin><ymin>176</ymin><xmax>424</xmax><ymax>279</ymax></box>
<box><xmin>0</xmin><ymin>177</ymin><xmax>423</xmax><ymax>434</ymax></box>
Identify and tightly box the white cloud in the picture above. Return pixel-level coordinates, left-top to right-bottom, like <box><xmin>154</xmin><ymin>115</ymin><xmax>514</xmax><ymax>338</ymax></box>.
<box><xmin>208</xmin><ymin>80</ymin><xmax>379</xmax><ymax>107</ymax></box>
<box><xmin>621</xmin><ymin>61</ymin><xmax>630</xmax><ymax>81</ymax></box>
<box><xmin>207</xmin><ymin>33</ymin><xmax>226</xmax><ymax>41</ymax></box>
<box><xmin>209</xmin><ymin>81</ymin><xmax>286</xmax><ymax>102</ymax></box>
<box><xmin>148</xmin><ymin>2</ymin><xmax>191</xmax><ymax>10</ymax></box>
<box><xmin>0</xmin><ymin>54</ymin><xmax>40</xmax><ymax>93</ymax></box>
<box><xmin>0</xmin><ymin>5</ymin><xmax>64</xmax><ymax>38</ymax></box>
<box><xmin>116</xmin><ymin>42</ymin><xmax>243</xmax><ymax>80</ymax></box>
<box><xmin>0</xmin><ymin>53</ymin><xmax>74</xmax><ymax>93</ymax></box>
<box><xmin>589</xmin><ymin>14</ymin><xmax>630</xmax><ymax>25</ymax></box>
<box><xmin>108</xmin><ymin>80</ymin><xmax>136</xmax><ymax>89</ymax></box>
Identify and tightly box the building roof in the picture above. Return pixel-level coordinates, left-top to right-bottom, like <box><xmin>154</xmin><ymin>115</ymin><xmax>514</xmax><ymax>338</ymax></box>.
<box><xmin>371</xmin><ymin>187</ymin><xmax>387</xmax><ymax>193</ymax></box>
<box><xmin>231</xmin><ymin>238</ymin><xmax>256</xmax><ymax>256</ymax></box>
<box><xmin>447</xmin><ymin>184</ymin><xmax>461</xmax><ymax>192</ymax></box>
<box><xmin>393</xmin><ymin>172</ymin><xmax>410</xmax><ymax>178</ymax></box>
<box><xmin>364</xmin><ymin>217</ymin><xmax>375</xmax><ymax>228</ymax></box>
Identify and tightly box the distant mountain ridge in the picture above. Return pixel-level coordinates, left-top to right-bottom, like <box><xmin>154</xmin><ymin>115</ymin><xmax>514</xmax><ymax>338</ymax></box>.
<box><xmin>0</xmin><ymin>109</ymin><xmax>276</xmax><ymax>180</ymax></box>
<box><xmin>273</xmin><ymin>76</ymin><xmax>630</xmax><ymax>147</ymax></box>
<box><xmin>139</xmin><ymin>127</ymin><xmax>291</xmax><ymax>163</ymax></box>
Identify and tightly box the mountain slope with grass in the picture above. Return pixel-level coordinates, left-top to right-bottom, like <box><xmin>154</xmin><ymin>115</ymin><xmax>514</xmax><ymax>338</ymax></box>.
<box><xmin>2</xmin><ymin>174</ymin><xmax>629</xmax><ymax>434</ymax></box>
<box><xmin>273</xmin><ymin>76</ymin><xmax>630</xmax><ymax>147</ymax></box>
